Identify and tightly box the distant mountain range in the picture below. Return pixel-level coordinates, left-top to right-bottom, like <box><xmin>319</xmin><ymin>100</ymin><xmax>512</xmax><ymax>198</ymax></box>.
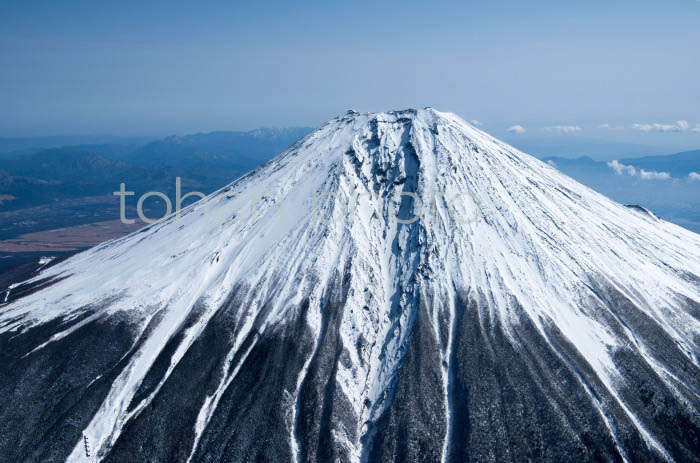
<box><xmin>544</xmin><ymin>150</ymin><xmax>700</xmax><ymax>233</ymax></box>
<box><xmin>501</xmin><ymin>134</ymin><xmax>669</xmax><ymax>161</ymax></box>
<box><xmin>0</xmin><ymin>128</ymin><xmax>312</xmax><ymax>211</ymax></box>
<box><xmin>1</xmin><ymin>127</ymin><xmax>699</xmax><ymax>235</ymax></box>
<box><xmin>546</xmin><ymin>149</ymin><xmax>700</xmax><ymax>178</ymax></box>
<box><xmin>0</xmin><ymin>136</ymin><xmax>158</xmax><ymax>157</ymax></box>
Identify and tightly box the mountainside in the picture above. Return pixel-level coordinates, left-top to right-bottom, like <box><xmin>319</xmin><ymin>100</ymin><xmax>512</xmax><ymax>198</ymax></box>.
<box><xmin>2</xmin><ymin>109</ymin><xmax>700</xmax><ymax>463</ymax></box>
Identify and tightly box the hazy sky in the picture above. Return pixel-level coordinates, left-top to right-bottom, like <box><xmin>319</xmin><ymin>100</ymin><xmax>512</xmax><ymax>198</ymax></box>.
<box><xmin>1</xmin><ymin>0</ymin><xmax>699</xmax><ymax>144</ymax></box>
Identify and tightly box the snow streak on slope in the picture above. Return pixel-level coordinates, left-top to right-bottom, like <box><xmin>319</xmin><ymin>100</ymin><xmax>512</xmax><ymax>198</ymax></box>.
<box><xmin>2</xmin><ymin>109</ymin><xmax>700</xmax><ymax>463</ymax></box>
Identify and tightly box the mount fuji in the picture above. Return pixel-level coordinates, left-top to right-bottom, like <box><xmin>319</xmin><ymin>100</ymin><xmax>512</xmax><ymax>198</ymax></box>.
<box><xmin>2</xmin><ymin>109</ymin><xmax>700</xmax><ymax>463</ymax></box>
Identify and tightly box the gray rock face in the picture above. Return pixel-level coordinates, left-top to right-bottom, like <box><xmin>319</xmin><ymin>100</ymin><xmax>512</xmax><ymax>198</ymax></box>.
<box><xmin>1</xmin><ymin>109</ymin><xmax>700</xmax><ymax>462</ymax></box>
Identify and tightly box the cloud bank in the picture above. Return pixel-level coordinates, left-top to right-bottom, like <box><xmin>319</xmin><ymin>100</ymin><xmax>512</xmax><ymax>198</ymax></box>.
<box><xmin>508</xmin><ymin>125</ymin><xmax>526</xmax><ymax>134</ymax></box>
<box><xmin>639</xmin><ymin>169</ymin><xmax>671</xmax><ymax>180</ymax></box>
<box><xmin>608</xmin><ymin>160</ymin><xmax>637</xmax><ymax>176</ymax></box>
<box><xmin>545</xmin><ymin>125</ymin><xmax>582</xmax><ymax>134</ymax></box>
<box><xmin>631</xmin><ymin>120</ymin><xmax>689</xmax><ymax>132</ymax></box>
<box><xmin>607</xmin><ymin>160</ymin><xmax>671</xmax><ymax>180</ymax></box>
<box><xmin>598</xmin><ymin>123</ymin><xmax>624</xmax><ymax>130</ymax></box>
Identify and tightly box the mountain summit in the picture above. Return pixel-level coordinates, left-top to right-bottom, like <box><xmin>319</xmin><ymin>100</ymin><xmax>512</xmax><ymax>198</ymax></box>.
<box><xmin>2</xmin><ymin>109</ymin><xmax>700</xmax><ymax>463</ymax></box>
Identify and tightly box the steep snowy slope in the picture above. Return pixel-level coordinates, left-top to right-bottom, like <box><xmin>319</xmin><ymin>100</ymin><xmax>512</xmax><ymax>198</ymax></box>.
<box><xmin>2</xmin><ymin>108</ymin><xmax>700</xmax><ymax>463</ymax></box>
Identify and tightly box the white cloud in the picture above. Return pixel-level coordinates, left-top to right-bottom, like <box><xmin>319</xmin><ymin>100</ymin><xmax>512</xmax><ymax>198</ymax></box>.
<box><xmin>631</xmin><ymin>120</ymin><xmax>689</xmax><ymax>132</ymax></box>
<box><xmin>470</xmin><ymin>120</ymin><xmax>483</xmax><ymax>126</ymax></box>
<box><xmin>545</xmin><ymin>125</ymin><xmax>582</xmax><ymax>134</ymax></box>
<box><xmin>607</xmin><ymin>160</ymin><xmax>671</xmax><ymax>180</ymax></box>
<box><xmin>598</xmin><ymin>123</ymin><xmax>624</xmax><ymax>130</ymax></box>
<box><xmin>608</xmin><ymin>160</ymin><xmax>636</xmax><ymax>176</ymax></box>
<box><xmin>508</xmin><ymin>125</ymin><xmax>526</xmax><ymax>134</ymax></box>
<box><xmin>639</xmin><ymin>169</ymin><xmax>671</xmax><ymax>180</ymax></box>
<box><xmin>692</xmin><ymin>125</ymin><xmax>700</xmax><ymax>133</ymax></box>
<box><xmin>689</xmin><ymin>172</ymin><xmax>700</xmax><ymax>182</ymax></box>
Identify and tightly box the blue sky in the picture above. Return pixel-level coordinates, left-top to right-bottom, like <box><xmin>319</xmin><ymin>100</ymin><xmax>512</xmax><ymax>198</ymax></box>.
<box><xmin>1</xmin><ymin>0</ymin><xmax>699</xmax><ymax>149</ymax></box>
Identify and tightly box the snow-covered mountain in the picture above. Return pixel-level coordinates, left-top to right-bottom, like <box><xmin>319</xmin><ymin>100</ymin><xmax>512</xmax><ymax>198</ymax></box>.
<box><xmin>2</xmin><ymin>108</ymin><xmax>700</xmax><ymax>463</ymax></box>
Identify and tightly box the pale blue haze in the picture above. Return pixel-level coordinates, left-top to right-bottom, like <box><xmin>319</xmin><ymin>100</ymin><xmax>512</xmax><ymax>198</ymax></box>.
<box><xmin>1</xmin><ymin>0</ymin><xmax>699</xmax><ymax>143</ymax></box>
